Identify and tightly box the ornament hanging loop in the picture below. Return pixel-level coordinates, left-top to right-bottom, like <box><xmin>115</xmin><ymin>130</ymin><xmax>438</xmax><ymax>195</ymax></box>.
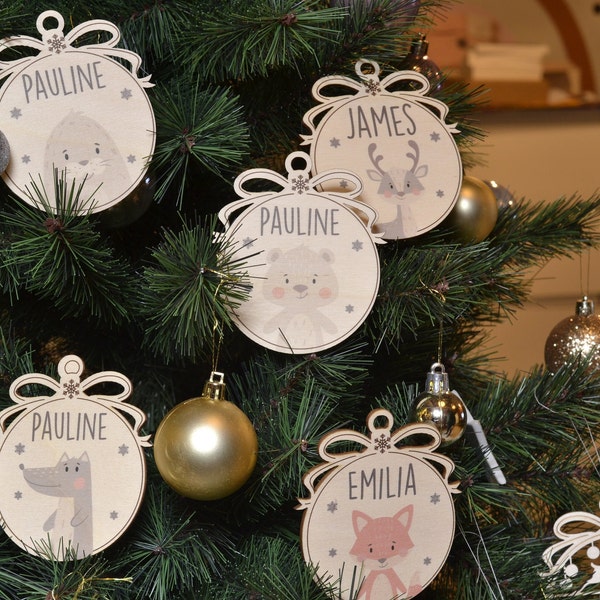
<box><xmin>355</xmin><ymin>59</ymin><xmax>380</xmax><ymax>79</ymax></box>
<box><xmin>426</xmin><ymin>362</ymin><xmax>450</xmax><ymax>394</ymax></box>
<box><xmin>577</xmin><ymin>296</ymin><xmax>594</xmax><ymax>316</ymax></box>
<box><xmin>284</xmin><ymin>151</ymin><xmax>312</xmax><ymax>178</ymax></box>
<box><xmin>36</xmin><ymin>10</ymin><xmax>65</xmax><ymax>38</ymax></box>
<box><xmin>203</xmin><ymin>371</ymin><xmax>226</xmax><ymax>401</ymax></box>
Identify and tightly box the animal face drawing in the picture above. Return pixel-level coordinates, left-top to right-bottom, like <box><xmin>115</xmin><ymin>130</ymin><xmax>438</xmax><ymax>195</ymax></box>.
<box><xmin>262</xmin><ymin>245</ymin><xmax>339</xmax><ymax>347</ymax></box>
<box><xmin>264</xmin><ymin>245</ymin><xmax>338</xmax><ymax>306</ymax></box>
<box><xmin>350</xmin><ymin>506</ymin><xmax>422</xmax><ymax>600</ymax></box>
<box><xmin>20</xmin><ymin>452</ymin><xmax>93</xmax><ymax>557</ymax></box>
<box><xmin>350</xmin><ymin>506</ymin><xmax>415</xmax><ymax>567</ymax></box>
<box><xmin>367</xmin><ymin>141</ymin><xmax>428</xmax><ymax>199</ymax></box>
<box><xmin>44</xmin><ymin>111</ymin><xmax>131</xmax><ymax>207</ymax></box>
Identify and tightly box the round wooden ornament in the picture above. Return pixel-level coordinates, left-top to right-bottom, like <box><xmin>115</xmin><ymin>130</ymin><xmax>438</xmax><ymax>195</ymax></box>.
<box><xmin>0</xmin><ymin>10</ymin><xmax>156</xmax><ymax>213</ymax></box>
<box><xmin>0</xmin><ymin>355</ymin><xmax>151</xmax><ymax>560</ymax></box>
<box><xmin>302</xmin><ymin>60</ymin><xmax>462</xmax><ymax>240</ymax></box>
<box><xmin>218</xmin><ymin>151</ymin><xmax>383</xmax><ymax>355</ymax></box>
<box><xmin>297</xmin><ymin>409</ymin><xmax>459</xmax><ymax>600</ymax></box>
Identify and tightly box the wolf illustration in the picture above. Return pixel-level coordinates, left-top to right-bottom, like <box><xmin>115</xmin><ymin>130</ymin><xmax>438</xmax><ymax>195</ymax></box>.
<box><xmin>350</xmin><ymin>506</ymin><xmax>422</xmax><ymax>599</ymax></box>
<box><xmin>20</xmin><ymin>452</ymin><xmax>93</xmax><ymax>557</ymax></box>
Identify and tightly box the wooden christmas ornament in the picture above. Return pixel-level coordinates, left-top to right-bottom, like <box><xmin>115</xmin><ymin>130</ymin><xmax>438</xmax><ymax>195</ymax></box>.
<box><xmin>0</xmin><ymin>10</ymin><xmax>156</xmax><ymax>213</ymax></box>
<box><xmin>218</xmin><ymin>151</ymin><xmax>383</xmax><ymax>355</ymax></box>
<box><xmin>297</xmin><ymin>408</ymin><xmax>459</xmax><ymax>599</ymax></box>
<box><xmin>0</xmin><ymin>355</ymin><xmax>150</xmax><ymax>560</ymax></box>
<box><xmin>541</xmin><ymin>504</ymin><xmax>600</xmax><ymax>596</ymax></box>
<box><xmin>301</xmin><ymin>59</ymin><xmax>462</xmax><ymax>240</ymax></box>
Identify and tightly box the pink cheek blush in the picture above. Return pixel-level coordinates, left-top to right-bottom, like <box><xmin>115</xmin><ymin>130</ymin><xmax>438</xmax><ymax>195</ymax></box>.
<box><xmin>319</xmin><ymin>287</ymin><xmax>332</xmax><ymax>299</ymax></box>
<box><xmin>272</xmin><ymin>287</ymin><xmax>285</xmax><ymax>299</ymax></box>
<box><xmin>73</xmin><ymin>477</ymin><xmax>87</xmax><ymax>490</ymax></box>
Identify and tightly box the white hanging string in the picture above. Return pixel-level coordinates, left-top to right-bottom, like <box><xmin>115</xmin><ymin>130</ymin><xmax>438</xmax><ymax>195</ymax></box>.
<box><xmin>458</xmin><ymin>517</ymin><xmax>505</xmax><ymax>600</ymax></box>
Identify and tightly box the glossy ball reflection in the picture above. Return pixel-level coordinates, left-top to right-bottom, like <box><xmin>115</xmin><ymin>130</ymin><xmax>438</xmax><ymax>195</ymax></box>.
<box><xmin>446</xmin><ymin>176</ymin><xmax>498</xmax><ymax>244</ymax></box>
<box><xmin>545</xmin><ymin>297</ymin><xmax>600</xmax><ymax>374</ymax></box>
<box><xmin>153</xmin><ymin>395</ymin><xmax>258</xmax><ymax>501</ymax></box>
<box><xmin>413</xmin><ymin>390</ymin><xmax>467</xmax><ymax>446</ymax></box>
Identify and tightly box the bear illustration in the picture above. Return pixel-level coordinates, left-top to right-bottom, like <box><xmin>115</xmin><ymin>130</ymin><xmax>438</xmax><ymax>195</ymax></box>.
<box><xmin>20</xmin><ymin>452</ymin><xmax>93</xmax><ymax>558</ymax></box>
<box><xmin>263</xmin><ymin>245</ymin><xmax>339</xmax><ymax>348</ymax></box>
<box><xmin>44</xmin><ymin>111</ymin><xmax>131</xmax><ymax>210</ymax></box>
<box><xmin>350</xmin><ymin>507</ymin><xmax>422</xmax><ymax>600</ymax></box>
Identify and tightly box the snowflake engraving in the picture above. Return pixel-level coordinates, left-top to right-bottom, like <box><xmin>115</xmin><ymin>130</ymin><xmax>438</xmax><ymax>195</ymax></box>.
<box><xmin>364</xmin><ymin>79</ymin><xmax>381</xmax><ymax>96</ymax></box>
<box><xmin>62</xmin><ymin>378</ymin><xmax>79</xmax><ymax>399</ymax></box>
<box><xmin>374</xmin><ymin>433</ymin><xmax>391</xmax><ymax>453</ymax></box>
<box><xmin>291</xmin><ymin>174</ymin><xmax>309</xmax><ymax>194</ymax></box>
<box><xmin>47</xmin><ymin>33</ymin><xmax>66</xmax><ymax>54</ymax></box>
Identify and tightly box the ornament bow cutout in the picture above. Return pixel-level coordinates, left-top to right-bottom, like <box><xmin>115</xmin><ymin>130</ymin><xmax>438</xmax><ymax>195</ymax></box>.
<box><xmin>3</xmin><ymin>354</ymin><xmax>150</xmax><ymax>446</ymax></box>
<box><xmin>0</xmin><ymin>10</ymin><xmax>153</xmax><ymax>85</ymax></box>
<box><xmin>301</xmin><ymin>59</ymin><xmax>459</xmax><ymax>143</ymax></box>
<box><xmin>219</xmin><ymin>150</ymin><xmax>383</xmax><ymax>240</ymax></box>
<box><xmin>297</xmin><ymin>408</ymin><xmax>460</xmax><ymax>507</ymax></box>
<box><xmin>541</xmin><ymin>505</ymin><xmax>600</xmax><ymax>595</ymax></box>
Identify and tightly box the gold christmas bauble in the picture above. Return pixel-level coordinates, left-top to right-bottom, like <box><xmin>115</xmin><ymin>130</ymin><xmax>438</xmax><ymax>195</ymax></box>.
<box><xmin>545</xmin><ymin>297</ymin><xmax>600</xmax><ymax>374</ymax></box>
<box><xmin>446</xmin><ymin>175</ymin><xmax>498</xmax><ymax>244</ymax></box>
<box><xmin>412</xmin><ymin>362</ymin><xmax>467</xmax><ymax>446</ymax></box>
<box><xmin>153</xmin><ymin>373</ymin><xmax>258</xmax><ymax>501</ymax></box>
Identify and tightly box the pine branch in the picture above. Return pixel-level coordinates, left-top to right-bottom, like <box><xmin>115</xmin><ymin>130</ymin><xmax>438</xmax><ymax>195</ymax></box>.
<box><xmin>218</xmin><ymin>536</ymin><xmax>330</xmax><ymax>600</ymax></box>
<box><xmin>117</xmin><ymin>1</ymin><xmax>194</xmax><ymax>63</ymax></box>
<box><xmin>137</xmin><ymin>217</ymin><xmax>251</xmax><ymax>363</ymax></box>
<box><xmin>0</xmin><ymin>326</ymin><xmax>36</xmax><ymax>403</ymax></box>
<box><xmin>179</xmin><ymin>1</ymin><xmax>345</xmax><ymax>82</ymax></box>
<box><xmin>151</xmin><ymin>80</ymin><xmax>250</xmax><ymax>205</ymax></box>
<box><xmin>1</xmin><ymin>179</ymin><xmax>135</xmax><ymax>325</ymax></box>
<box><xmin>493</xmin><ymin>193</ymin><xmax>600</xmax><ymax>267</ymax></box>
<box><xmin>115</xmin><ymin>483</ymin><xmax>235</xmax><ymax>600</ymax></box>
<box><xmin>0</xmin><ymin>545</ymin><xmax>129</xmax><ymax>600</ymax></box>
<box><xmin>371</xmin><ymin>241</ymin><xmax>529</xmax><ymax>348</ymax></box>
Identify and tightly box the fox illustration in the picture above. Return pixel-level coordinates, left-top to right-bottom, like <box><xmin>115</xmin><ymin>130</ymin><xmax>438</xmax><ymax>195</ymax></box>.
<box><xmin>20</xmin><ymin>452</ymin><xmax>93</xmax><ymax>558</ymax></box>
<box><xmin>350</xmin><ymin>506</ymin><xmax>422</xmax><ymax>599</ymax></box>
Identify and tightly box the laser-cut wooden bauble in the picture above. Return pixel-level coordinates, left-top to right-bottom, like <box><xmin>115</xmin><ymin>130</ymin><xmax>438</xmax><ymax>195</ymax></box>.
<box><xmin>541</xmin><ymin>503</ymin><xmax>600</xmax><ymax>596</ymax></box>
<box><xmin>302</xmin><ymin>59</ymin><xmax>462</xmax><ymax>240</ymax></box>
<box><xmin>0</xmin><ymin>10</ymin><xmax>156</xmax><ymax>213</ymax></box>
<box><xmin>0</xmin><ymin>355</ymin><xmax>151</xmax><ymax>560</ymax></box>
<box><xmin>218</xmin><ymin>151</ymin><xmax>383</xmax><ymax>354</ymax></box>
<box><xmin>297</xmin><ymin>409</ymin><xmax>459</xmax><ymax>599</ymax></box>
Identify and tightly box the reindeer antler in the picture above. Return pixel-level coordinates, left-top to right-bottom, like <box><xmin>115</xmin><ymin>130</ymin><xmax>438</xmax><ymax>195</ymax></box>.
<box><xmin>368</xmin><ymin>142</ymin><xmax>385</xmax><ymax>174</ymax></box>
<box><xmin>406</xmin><ymin>140</ymin><xmax>420</xmax><ymax>173</ymax></box>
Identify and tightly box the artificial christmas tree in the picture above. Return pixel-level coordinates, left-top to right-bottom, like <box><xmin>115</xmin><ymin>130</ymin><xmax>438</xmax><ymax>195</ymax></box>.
<box><xmin>1</xmin><ymin>1</ymin><xmax>600</xmax><ymax>599</ymax></box>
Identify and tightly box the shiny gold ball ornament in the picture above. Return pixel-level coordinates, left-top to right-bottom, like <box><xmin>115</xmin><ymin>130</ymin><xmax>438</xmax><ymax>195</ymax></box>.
<box><xmin>545</xmin><ymin>297</ymin><xmax>600</xmax><ymax>374</ymax></box>
<box><xmin>446</xmin><ymin>175</ymin><xmax>498</xmax><ymax>244</ymax></box>
<box><xmin>413</xmin><ymin>362</ymin><xmax>467</xmax><ymax>446</ymax></box>
<box><xmin>153</xmin><ymin>371</ymin><xmax>258</xmax><ymax>501</ymax></box>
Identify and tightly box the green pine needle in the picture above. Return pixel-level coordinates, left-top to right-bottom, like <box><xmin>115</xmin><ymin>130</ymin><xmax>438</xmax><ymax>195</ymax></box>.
<box><xmin>151</xmin><ymin>80</ymin><xmax>250</xmax><ymax>205</ymax></box>
<box><xmin>1</xmin><ymin>176</ymin><xmax>135</xmax><ymax>325</ymax></box>
<box><xmin>138</xmin><ymin>217</ymin><xmax>251</xmax><ymax>363</ymax></box>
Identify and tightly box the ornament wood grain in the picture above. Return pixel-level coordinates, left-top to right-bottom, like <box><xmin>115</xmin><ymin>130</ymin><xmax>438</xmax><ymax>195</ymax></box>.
<box><xmin>301</xmin><ymin>60</ymin><xmax>462</xmax><ymax>240</ymax></box>
<box><xmin>297</xmin><ymin>408</ymin><xmax>459</xmax><ymax>599</ymax></box>
<box><xmin>0</xmin><ymin>10</ymin><xmax>156</xmax><ymax>213</ymax></box>
<box><xmin>219</xmin><ymin>151</ymin><xmax>383</xmax><ymax>354</ymax></box>
<box><xmin>0</xmin><ymin>355</ymin><xmax>150</xmax><ymax>560</ymax></box>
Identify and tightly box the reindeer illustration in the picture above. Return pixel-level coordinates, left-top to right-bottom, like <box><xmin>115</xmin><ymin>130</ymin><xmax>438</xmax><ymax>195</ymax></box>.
<box><xmin>366</xmin><ymin>140</ymin><xmax>428</xmax><ymax>238</ymax></box>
